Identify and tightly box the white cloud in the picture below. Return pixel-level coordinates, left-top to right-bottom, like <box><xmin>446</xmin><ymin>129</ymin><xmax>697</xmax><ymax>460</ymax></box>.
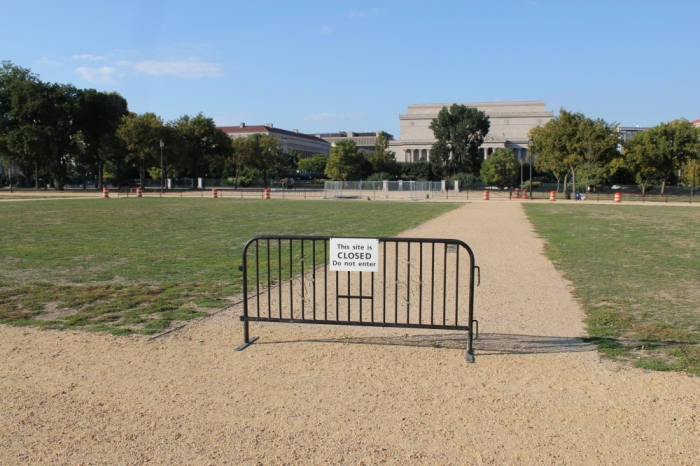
<box><xmin>319</xmin><ymin>26</ymin><xmax>333</xmax><ymax>34</ymax></box>
<box><xmin>71</xmin><ymin>54</ymin><xmax>104</xmax><ymax>61</ymax></box>
<box><xmin>303</xmin><ymin>112</ymin><xmax>368</xmax><ymax>122</ymax></box>
<box><xmin>349</xmin><ymin>11</ymin><xmax>366</xmax><ymax>18</ymax></box>
<box><xmin>37</xmin><ymin>57</ymin><xmax>60</xmax><ymax>65</ymax></box>
<box><xmin>117</xmin><ymin>59</ymin><xmax>222</xmax><ymax>78</ymax></box>
<box><xmin>75</xmin><ymin>66</ymin><xmax>120</xmax><ymax>84</ymax></box>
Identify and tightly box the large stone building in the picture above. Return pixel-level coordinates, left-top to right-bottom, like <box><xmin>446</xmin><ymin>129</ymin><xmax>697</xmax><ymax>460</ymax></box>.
<box><xmin>389</xmin><ymin>101</ymin><xmax>553</xmax><ymax>162</ymax></box>
<box><xmin>218</xmin><ymin>123</ymin><xmax>330</xmax><ymax>157</ymax></box>
<box><xmin>315</xmin><ymin>131</ymin><xmax>394</xmax><ymax>152</ymax></box>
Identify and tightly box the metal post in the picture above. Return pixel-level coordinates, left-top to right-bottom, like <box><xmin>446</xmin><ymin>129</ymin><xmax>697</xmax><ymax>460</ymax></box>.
<box><xmin>8</xmin><ymin>157</ymin><xmax>13</xmax><ymax>193</ymax></box>
<box><xmin>160</xmin><ymin>139</ymin><xmax>164</xmax><ymax>194</ymax></box>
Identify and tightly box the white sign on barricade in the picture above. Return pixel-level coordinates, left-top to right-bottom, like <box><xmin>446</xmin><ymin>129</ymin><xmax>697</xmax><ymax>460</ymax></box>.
<box><xmin>329</xmin><ymin>238</ymin><xmax>379</xmax><ymax>272</ymax></box>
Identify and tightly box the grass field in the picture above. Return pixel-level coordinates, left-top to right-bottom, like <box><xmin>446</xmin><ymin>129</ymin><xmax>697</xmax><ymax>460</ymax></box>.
<box><xmin>0</xmin><ymin>198</ymin><xmax>457</xmax><ymax>335</ymax></box>
<box><xmin>525</xmin><ymin>204</ymin><xmax>700</xmax><ymax>375</ymax></box>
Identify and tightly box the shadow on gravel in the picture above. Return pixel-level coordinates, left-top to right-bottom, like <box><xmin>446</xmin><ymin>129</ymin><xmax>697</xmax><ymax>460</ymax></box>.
<box><xmin>260</xmin><ymin>332</ymin><xmax>594</xmax><ymax>356</ymax></box>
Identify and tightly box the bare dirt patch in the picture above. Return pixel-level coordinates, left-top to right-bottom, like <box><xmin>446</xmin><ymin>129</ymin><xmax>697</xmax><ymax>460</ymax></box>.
<box><xmin>1</xmin><ymin>202</ymin><xmax>699</xmax><ymax>464</ymax></box>
<box><xmin>34</xmin><ymin>301</ymin><xmax>80</xmax><ymax>321</ymax></box>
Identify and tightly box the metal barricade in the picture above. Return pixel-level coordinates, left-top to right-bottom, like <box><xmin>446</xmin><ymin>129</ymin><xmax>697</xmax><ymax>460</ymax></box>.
<box><xmin>237</xmin><ymin>235</ymin><xmax>480</xmax><ymax>363</ymax></box>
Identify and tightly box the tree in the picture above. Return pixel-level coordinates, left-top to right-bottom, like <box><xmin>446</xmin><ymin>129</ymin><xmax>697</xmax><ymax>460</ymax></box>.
<box><xmin>530</xmin><ymin>109</ymin><xmax>618</xmax><ymax>195</ymax></box>
<box><xmin>297</xmin><ymin>154</ymin><xmax>328</xmax><ymax>173</ymax></box>
<box><xmin>168</xmin><ymin>113</ymin><xmax>232</xmax><ymax>181</ymax></box>
<box><xmin>479</xmin><ymin>148</ymin><xmax>519</xmax><ymax>188</ymax></box>
<box><xmin>369</xmin><ymin>131</ymin><xmax>397</xmax><ymax>174</ymax></box>
<box><xmin>325</xmin><ymin>140</ymin><xmax>364</xmax><ymax>180</ymax></box>
<box><xmin>117</xmin><ymin>112</ymin><xmax>166</xmax><ymax>187</ymax></box>
<box><xmin>75</xmin><ymin>89</ymin><xmax>129</xmax><ymax>188</ymax></box>
<box><xmin>242</xmin><ymin>134</ymin><xmax>285</xmax><ymax>187</ymax></box>
<box><xmin>624</xmin><ymin>119</ymin><xmax>699</xmax><ymax>194</ymax></box>
<box><xmin>429</xmin><ymin>104</ymin><xmax>490</xmax><ymax>176</ymax></box>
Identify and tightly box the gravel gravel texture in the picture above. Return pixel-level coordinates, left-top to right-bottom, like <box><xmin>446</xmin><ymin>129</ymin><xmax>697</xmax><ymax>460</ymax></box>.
<box><xmin>1</xmin><ymin>201</ymin><xmax>699</xmax><ymax>465</ymax></box>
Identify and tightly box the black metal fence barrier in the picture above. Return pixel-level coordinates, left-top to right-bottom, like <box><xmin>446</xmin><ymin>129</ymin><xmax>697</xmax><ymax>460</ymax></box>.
<box><xmin>237</xmin><ymin>235</ymin><xmax>480</xmax><ymax>363</ymax></box>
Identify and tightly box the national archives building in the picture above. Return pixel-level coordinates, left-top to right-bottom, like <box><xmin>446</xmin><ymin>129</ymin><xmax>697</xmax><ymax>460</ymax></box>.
<box><xmin>388</xmin><ymin>101</ymin><xmax>553</xmax><ymax>163</ymax></box>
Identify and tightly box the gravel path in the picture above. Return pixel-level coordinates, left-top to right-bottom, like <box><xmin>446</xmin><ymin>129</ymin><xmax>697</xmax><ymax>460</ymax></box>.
<box><xmin>1</xmin><ymin>201</ymin><xmax>699</xmax><ymax>465</ymax></box>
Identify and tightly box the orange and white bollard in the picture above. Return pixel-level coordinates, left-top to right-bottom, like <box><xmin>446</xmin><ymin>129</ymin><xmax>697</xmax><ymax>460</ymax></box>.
<box><xmin>212</xmin><ymin>188</ymin><xmax>218</xmax><ymax>198</ymax></box>
<box><xmin>514</xmin><ymin>188</ymin><xmax>519</xmax><ymax>199</ymax></box>
<box><xmin>483</xmin><ymin>189</ymin><xmax>489</xmax><ymax>201</ymax></box>
<box><xmin>264</xmin><ymin>188</ymin><xmax>271</xmax><ymax>199</ymax></box>
<box><xmin>102</xmin><ymin>187</ymin><xmax>109</xmax><ymax>198</ymax></box>
<box><xmin>136</xmin><ymin>187</ymin><xmax>142</xmax><ymax>197</ymax></box>
<box><xmin>550</xmin><ymin>191</ymin><xmax>556</xmax><ymax>202</ymax></box>
<box><xmin>614</xmin><ymin>191</ymin><xmax>621</xmax><ymax>203</ymax></box>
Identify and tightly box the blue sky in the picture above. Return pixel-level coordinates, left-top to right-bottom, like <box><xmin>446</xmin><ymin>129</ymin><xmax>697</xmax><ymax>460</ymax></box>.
<box><xmin>2</xmin><ymin>0</ymin><xmax>698</xmax><ymax>137</ymax></box>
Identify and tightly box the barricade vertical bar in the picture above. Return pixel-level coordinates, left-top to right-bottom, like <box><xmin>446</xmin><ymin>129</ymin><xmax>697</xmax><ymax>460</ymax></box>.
<box><xmin>383</xmin><ymin>242</ymin><xmax>387</xmax><ymax>323</ymax></box>
<box><xmin>324</xmin><ymin>240</ymin><xmax>328</xmax><ymax>321</ymax></box>
<box><xmin>455</xmin><ymin>247</ymin><xmax>459</xmax><ymax>326</ymax></box>
<box><xmin>256</xmin><ymin>240</ymin><xmax>260</xmax><ymax>317</ymax></box>
<box><xmin>236</xmin><ymin>239</ymin><xmax>258</xmax><ymax>351</ymax></box>
<box><xmin>442</xmin><ymin>243</ymin><xmax>447</xmax><ymax>325</ymax></box>
<box><xmin>267</xmin><ymin>239</ymin><xmax>271</xmax><ymax>318</ymax></box>
<box><xmin>312</xmin><ymin>240</ymin><xmax>317</xmax><ymax>319</ymax></box>
<box><xmin>419</xmin><ymin>243</ymin><xmax>423</xmax><ymax>325</ymax></box>
<box><xmin>301</xmin><ymin>240</ymin><xmax>305</xmax><ymax>319</ymax></box>
<box><xmin>278</xmin><ymin>239</ymin><xmax>282</xmax><ymax>319</ymax></box>
<box><xmin>406</xmin><ymin>242</ymin><xmax>411</xmax><ymax>323</ymax></box>
<box><xmin>371</xmin><ymin>271</ymin><xmax>375</xmax><ymax>323</ymax></box>
<box><xmin>467</xmin><ymin>247</ymin><xmax>476</xmax><ymax>363</ymax></box>
<box><xmin>335</xmin><ymin>268</ymin><xmax>343</xmax><ymax>320</ymax></box>
<box><xmin>359</xmin><ymin>271</ymin><xmax>363</xmax><ymax>322</ymax></box>
<box><xmin>347</xmin><ymin>271</ymin><xmax>351</xmax><ymax>321</ymax></box>
<box><xmin>394</xmin><ymin>241</ymin><xmax>399</xmax><ymax>324</ymax></box>
<box><xmin>289</xmin><ymin>239</ymin><xmax>293</xmax><ymax>319</ymax></box>
<box><xmin>431</xmin><ymin>243</ymin><xmax>435</xmax><ymax>325</ymax></box>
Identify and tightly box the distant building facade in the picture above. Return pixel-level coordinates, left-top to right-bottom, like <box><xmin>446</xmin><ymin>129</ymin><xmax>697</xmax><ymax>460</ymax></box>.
<box><xmin>315</xmin><ymin>131</ymin><xmax>394</xmax><ymax>152</ymax></box>
<box><xmin>692</xmin><ymin>119</ymin><xmax>700</xmax><ymax>127</ymax></box>
<box><xmin>618</xmin><ymin>126</ymin><xmax>651</xmax><ymax>142</ymax></box>
<box><xmin>388</xmin><ymin>101</ymin><xmax>553</xmax><ymax>162</ymax></box>
<box><xmin>218</xmin><ymin>123</ymin><xmax>330</xmax><ymax>157</ymax></box>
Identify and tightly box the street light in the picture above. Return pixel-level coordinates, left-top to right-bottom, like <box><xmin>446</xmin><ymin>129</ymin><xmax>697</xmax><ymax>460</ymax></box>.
<box><xmin>160</xmin><ymin>139</ymin><xmax>165</xmax><ymax>194</ymax></box>
<box><xmin>528</xmin><ymin>138</ymin><xmax>534</xmax><ymax>200</ymax></box>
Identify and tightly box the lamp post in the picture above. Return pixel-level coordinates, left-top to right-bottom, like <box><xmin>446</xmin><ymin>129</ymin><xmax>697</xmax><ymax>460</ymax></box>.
<box><xmin>528</xmin><ymin>138</ymin><xmax>534</xmax><ymax>199</ymax></box>
<box><xmin>8</xmin><ymin>157</ymin><xmax>13</xmax><ymax>193</ymax></box>
<box><xmin>160</xmin><ymin>139</ymin><xmax>164</xmax><ymax>194</ymax></box>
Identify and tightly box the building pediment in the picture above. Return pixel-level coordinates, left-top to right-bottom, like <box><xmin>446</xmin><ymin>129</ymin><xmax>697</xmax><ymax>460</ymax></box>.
<box><xmin>483</xmin><ymin>134</ymin><xmax>507</xmax><ymax>143</ymax></box>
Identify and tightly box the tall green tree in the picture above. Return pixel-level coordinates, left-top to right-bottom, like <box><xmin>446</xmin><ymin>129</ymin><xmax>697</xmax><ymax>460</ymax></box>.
<box><xmin>325</xmin><ymin>140</ymin><xmax>364</xmax><ymax>180</ymax></box>
<box><xmin>530</xmin><ymin>109</ymin><xmax>618</xmax><ymax>195</ymax></box>
<box><xmin>429</xmin><ymin>104</ymin><xmax>490</xmax><ymax>176</ymax></box>
<box><xmin>240</xmin><ymin>134</ymin><xmax>285</xmax><ymax>187</ymax></box>
<box><xmin>117</xmin><ymin>112</ymin><xmax>166</xmax><ymax>187</ymax></box>
<box><xmin>624</xmin><ymin>119</ymin><xmax>699</xmax><ymax>194</ymax></box>
<box><xmin>75</xmin><ymin>89</ymin><xmax>129</xmax><ymax>188</ymax></box>
<box><xmin>369</xmin><ymin>131</ymin><xmax>397</xmax><ymax>174</ymax></box>
<box><xmin>479</xmin><ymin>148</ymin><xmax>519</xmax><ymax>188</ymax></box>
<box><xmin>0</xmin><ymin>62</ymin><xmax>53</xmax><ymax>188</ymax></box>
<box><xmin>168</xmin><ymin>113</ymin><xmax>231</xmax><ymax>180</ymax></box>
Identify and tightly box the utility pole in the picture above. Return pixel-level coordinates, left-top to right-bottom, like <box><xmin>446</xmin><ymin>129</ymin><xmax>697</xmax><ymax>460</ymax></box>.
<box><xmin>8</xmin><ymin>157</ymin><xmax>13</xmax><ymax>193</ymax></box>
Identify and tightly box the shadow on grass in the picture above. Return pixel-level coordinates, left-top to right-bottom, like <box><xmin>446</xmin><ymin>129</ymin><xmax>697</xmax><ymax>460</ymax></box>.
<box><xmin>257</xmin><ymin>332</ymin><xmax>596</xmax><ymax>356</ymax></box>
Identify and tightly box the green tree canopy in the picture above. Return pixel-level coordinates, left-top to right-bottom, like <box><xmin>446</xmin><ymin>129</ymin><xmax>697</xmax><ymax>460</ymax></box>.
<box><xmin>325</xmin><ymin>140</ymin><xmax>364</xmax><ymax>180</ymax></box>
<box><xmin>369</xmin><ymin>131</ymin><xmax>397</xmax><ymax>175</ymax></box>
<box><xmin>530</xmin><ymin>108</ymin><xmax>618</xmax><ymax>194</ymax></box>
<box><xmin>429</xmin><ymin>104</ymin><xmax>490</xmax><ymax>176</ymax></box>
<box><xmin>624</xmin><ymin>119</ymin><xmax>699</xmax><ymax>194</ymax></box>
<box><xmin>236</xmin><ymin>133</ymin><xmax>285</xmax><ymax>187</ymax></box>
<box><xmin>297</xmin><ymin>154</ymin><xmax>328</xmax><ymax>173</ymax></box>
<box><xmin>479</xmin><ymin>148</ymin><xmax>519</xmax><ymax>188</ymax></box>
<box><xmin>117</xmin><ymin>112</ymin><xmax>166</xmax><ymax>187</ymax></box>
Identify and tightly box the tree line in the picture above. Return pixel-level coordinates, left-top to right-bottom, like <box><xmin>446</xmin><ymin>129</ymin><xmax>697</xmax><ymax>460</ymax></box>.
<box><xmin>0</xmin><ymin>61</ymin><xmax>301</xmax><ymax>190</ymax></box>
<box><xmin>3</xmin><ymin>61</ymin><xmax>697</xmax><ymax>191</ymax></box>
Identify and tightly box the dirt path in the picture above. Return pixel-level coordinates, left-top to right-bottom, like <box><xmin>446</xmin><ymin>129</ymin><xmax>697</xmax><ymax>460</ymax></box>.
<box><xmin>1</xmin><ymin>202</ymin><xmax>699</xmax><ymax>465</ymax></box>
